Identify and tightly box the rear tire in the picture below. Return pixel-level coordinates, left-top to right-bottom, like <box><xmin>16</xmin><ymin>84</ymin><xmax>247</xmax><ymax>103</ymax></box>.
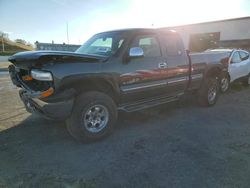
<box><xmin>66</xmin><ymin>91</ymin><xmax>117</xmax><ymax>142</ymax></box>
<box><xmin>198</xmin><ymin>77</ymin><xmax>219</xmax><ymax>106</ymax></box>
<box><xmin>220</xmin><ymin>74</ymin><xmax>230</xmax><ymax>93</ymax></box>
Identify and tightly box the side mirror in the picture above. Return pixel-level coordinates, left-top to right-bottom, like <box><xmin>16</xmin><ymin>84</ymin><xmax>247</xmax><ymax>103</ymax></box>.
<box><xmin>129</xmin><ymin>47</ymin><xmax>144</xmax><ymax>58</ymax></box>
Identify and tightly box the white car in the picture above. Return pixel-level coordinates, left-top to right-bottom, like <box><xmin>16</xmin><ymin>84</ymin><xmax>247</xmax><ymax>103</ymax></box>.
<box><xmin>206</xmin><ymin>49</ymin><xmax>250</xmax><ymax>92</ymax></box>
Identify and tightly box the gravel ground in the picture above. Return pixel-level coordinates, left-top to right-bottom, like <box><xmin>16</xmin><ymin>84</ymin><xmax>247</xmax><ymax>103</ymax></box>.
<box><xmin>1</xmin><ymin>73</ymin><xmax>250</xmax><ymax>188</ymax></box>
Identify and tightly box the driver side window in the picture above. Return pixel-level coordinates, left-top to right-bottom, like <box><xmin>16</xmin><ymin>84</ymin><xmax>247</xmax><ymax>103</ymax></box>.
<box><xmin>131</xmin><ymin>35</ymin><xmax>161</xmax><ymax>57</ymax></box>
<box><xmin>231</xmin><ymin>52</ymin><xmax>241</xmax><ymax>64</ymax></box>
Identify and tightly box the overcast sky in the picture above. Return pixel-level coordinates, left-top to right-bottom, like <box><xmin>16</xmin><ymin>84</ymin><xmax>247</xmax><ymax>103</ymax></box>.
<box><xmin>1</xmin><ymin>0</ymin><xmax>250</xmax><ymax>45</ymax></box>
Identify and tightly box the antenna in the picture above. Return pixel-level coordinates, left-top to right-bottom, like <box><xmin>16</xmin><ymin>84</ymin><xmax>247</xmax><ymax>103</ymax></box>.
<box><xmin>1</xmin><ymin>32</ymin><xmax>5</xmax><ymax>52</ymax></box>
<box><xmin>1</xmin><ymin>33</ymin><xmax>4</xmax><ymax>52</ymax></box>
<box><xmin>67</xmin><ymin>22</ymin><xmax>69</xmax><ymax>44</ymax></box>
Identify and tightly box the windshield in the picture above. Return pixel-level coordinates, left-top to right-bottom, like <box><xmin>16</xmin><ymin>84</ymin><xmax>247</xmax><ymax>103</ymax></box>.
<box><xmin>76</xmin><ymin>32</ymin><xmax>126</xmax><ymax>57</ymax></box>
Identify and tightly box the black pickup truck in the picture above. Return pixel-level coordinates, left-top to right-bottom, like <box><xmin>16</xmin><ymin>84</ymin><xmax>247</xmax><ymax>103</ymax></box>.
<box><xmin>8</xmin><ymin>28</ymin><xmax>229</xmax><ymax>142</ymax></box>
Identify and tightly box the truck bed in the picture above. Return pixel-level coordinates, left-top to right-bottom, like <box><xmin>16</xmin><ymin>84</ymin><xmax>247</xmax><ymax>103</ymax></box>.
<box><xmin>188</xmin><ymin>51</ymin><xmax>231</xmax><ymax>90</ymax></box>
<box><xmin>190</xmin><ymin>51</ymin><xmax>231</xmax><ymax>65</ymax></box>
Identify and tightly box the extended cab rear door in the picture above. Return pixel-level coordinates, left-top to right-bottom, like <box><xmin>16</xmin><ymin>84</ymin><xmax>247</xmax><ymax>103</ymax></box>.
<box><xmin>159</xmin><ymin>32</ymin><xmax>190</xmax><ymax>95</ymax></box>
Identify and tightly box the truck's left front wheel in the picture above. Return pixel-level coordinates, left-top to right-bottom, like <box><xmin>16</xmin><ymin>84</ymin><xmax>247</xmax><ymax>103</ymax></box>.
<box><xmin>66</xmin><ymin>91</ymin><xmax>117</xmax><ymax>142</ymax></box>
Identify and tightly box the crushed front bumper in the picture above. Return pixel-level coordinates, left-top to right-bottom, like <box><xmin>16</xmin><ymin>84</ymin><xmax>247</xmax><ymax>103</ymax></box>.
<box><xmin>9</xmin><ymin>64</ymin><xmax>76</xmax><ymax>120</ymax></box>
<box><xmin>19</xmin><ymin>89</ymin><xmax>75</xmax><ymax>120</ymax></box>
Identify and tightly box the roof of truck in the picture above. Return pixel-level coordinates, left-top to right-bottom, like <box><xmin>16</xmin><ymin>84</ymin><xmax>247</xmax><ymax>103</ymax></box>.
<box><xmin>98</xmin><ymin>28</ymin><xmax>177</xmax><ymax>34</ymax></box>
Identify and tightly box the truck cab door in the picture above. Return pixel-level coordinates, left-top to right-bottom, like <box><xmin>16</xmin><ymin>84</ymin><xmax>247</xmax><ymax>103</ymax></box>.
<box><xmin>160</xmin><ymin>33</ymin><xmax>190</xmax><ymax>96</ymax></box>
<box><xmin>120</xmin><ymin>34</ymin><xmax>169</xmax><ymax>103</ymax></box>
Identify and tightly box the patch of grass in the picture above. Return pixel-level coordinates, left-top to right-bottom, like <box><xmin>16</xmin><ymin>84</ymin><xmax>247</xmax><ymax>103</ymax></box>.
<box><xmin>0</xmin><ymin>50</ymin><xmax>25</xmax><ymax>56</ymax></box>
<box><xmin>0</xmin><ymin>51</ymin><xmax>18</xmax><ymax>56</ymax></box>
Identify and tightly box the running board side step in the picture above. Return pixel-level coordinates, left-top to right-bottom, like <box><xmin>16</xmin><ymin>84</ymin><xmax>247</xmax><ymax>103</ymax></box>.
<box><xmin>118</xmin><ymin>94</ymin><xmax>182</xmax><ymax>112</ymax></box>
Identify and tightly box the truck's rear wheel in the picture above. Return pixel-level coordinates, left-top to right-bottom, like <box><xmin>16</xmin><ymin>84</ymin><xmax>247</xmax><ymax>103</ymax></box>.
<box><xmin>66</xmin><ymin>91</ymin><xmax>117</xmax><ymax>142</ymax></box>
<box><xmin>198</xmin><ymin>77</ymin><xmax>219</xmax><ymax>106</ymax></box>
<box><xmin>220</xmin><ymin>74</ymin><xmax>230</xmax><ymax>93</ymax></box>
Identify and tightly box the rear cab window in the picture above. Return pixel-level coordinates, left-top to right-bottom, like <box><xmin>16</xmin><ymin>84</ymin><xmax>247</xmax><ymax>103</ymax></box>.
<box><xmin>163</xmin><ymin>34</ymin><xmax>184</xmax><ymax>56</ymax></box>
<box><xmin>160</xmin><ymin>32</ymin><xmax>189</xmax><ymax>68</ymax></box>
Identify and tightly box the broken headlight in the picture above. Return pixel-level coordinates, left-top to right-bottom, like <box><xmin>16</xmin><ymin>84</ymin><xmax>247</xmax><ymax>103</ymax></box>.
<box><xmin>31</xmin><ymin>69</ymin><xmax>53</xmax><ymax>81</ymax></box>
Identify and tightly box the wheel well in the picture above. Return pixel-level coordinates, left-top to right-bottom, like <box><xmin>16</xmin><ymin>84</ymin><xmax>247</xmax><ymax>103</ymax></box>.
<box><xmin>205</xmin><ymin>67</ymin><xmax>222</xmax><ymax>79</ymax></box>
<box><xmin>224</xmin><ymin>71</ymin><xmax>231</xmax><ymax>81</ymax></box>
<box><xmin>62</xmin><ymin>79</ymin><xmax>119</xmax><ymax>104</ymax></box>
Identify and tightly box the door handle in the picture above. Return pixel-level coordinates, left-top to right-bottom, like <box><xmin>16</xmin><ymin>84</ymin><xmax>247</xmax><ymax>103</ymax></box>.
<box><xmin>158</xmin><ymin>62</ymin><xmax>167</xmax><ymax>69</ymax></box>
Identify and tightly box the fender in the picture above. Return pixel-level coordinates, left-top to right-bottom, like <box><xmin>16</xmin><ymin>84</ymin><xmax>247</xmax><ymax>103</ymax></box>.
<box><xmin>58</xmin><ymin>73</ymin><xmax>121</xmax><ymax>102</ymax></box>
<box><xmin>203</xmin><ymin>63</ymin><xmax>224</xmax><ymax>78</ymax></box>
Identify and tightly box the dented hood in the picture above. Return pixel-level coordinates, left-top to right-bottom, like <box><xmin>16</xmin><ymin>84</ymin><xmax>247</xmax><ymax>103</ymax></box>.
<box><xmin>8</xmin><ymin>51</ymin><xmax>106</xmax><ymax>69</ymax></box>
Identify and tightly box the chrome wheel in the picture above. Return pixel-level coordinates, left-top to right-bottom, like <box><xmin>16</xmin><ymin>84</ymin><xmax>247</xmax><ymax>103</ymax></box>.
<box><xmin>83</xmin><ymin>105</ymin><xmax>109</xmax><ymax>133</ymax></box>
<box><xmin>221</xmin><ymin>77</ymin><xmax>229</xmax><ymax>92</ymax></box>
<box><xmin>208</xmin><ymin>84</ymin><xmax>217</xmax><ymax>104</ymax></box>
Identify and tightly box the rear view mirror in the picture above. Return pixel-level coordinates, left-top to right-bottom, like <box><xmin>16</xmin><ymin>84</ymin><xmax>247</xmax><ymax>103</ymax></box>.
<box><xmin>129</xmin><ymin>47</ymin><xmax>144</xmax><ymax>58</ymax></box>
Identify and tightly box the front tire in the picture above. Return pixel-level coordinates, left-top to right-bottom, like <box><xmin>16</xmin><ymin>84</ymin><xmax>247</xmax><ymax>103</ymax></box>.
<box><xmin>198</xmin><ymin>77</ymin><xmax>219</xmax><ymax>106</ymax></box>
<box><xmin>66</xmin><ymin>91</ymin><xmax>117</xmax><ymax>142</ymax></box>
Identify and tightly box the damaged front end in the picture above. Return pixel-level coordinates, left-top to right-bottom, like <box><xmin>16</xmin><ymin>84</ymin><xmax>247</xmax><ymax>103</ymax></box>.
<box><xmin>8</xmin><ymin>56</ymin><xmax>75</xmax><ymax>120</ymax></box>
<box><xmin>8</xmin><ymin>50</ymin><xmax>104</xmax><ymax>120</ymax></box>
<box><xmin>9</xmin><ymin>65</ymin><xmax>55</xmax><ymax>98</ymax></box>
